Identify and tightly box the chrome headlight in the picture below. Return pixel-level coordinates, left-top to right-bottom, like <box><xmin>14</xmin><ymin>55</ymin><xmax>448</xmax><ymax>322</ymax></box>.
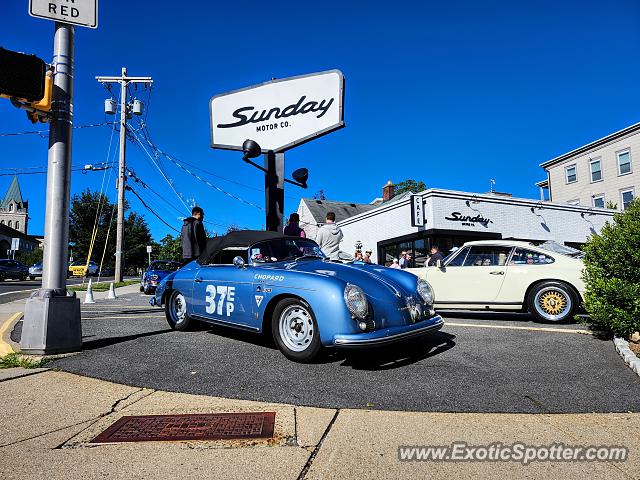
<box><xmin>344</xmin><ymin>284</ymin><xmax>368</xmax><ymax>319</ymax></box>
<box><xmin>417</xmin><ymin>279</ymin><xmax>435</xmax><ymax>305</ymax></box>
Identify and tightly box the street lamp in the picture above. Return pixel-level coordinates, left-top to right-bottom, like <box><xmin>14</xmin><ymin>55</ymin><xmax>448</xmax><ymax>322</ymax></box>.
<box><xmin>240</xmin><ymin>139</ymin><xmax>309</xmax><ymax>231</ymax></box>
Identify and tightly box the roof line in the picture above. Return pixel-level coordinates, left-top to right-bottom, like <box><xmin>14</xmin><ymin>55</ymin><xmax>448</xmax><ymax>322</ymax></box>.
<box><xmin>540</xmin><ymin>121</ymin><xmax>640</xmax><ymax>168</ymax></box>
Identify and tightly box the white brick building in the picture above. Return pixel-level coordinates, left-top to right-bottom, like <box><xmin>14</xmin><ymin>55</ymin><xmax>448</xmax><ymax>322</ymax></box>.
<box><xmin>337</xmin><ymin>188</ymin><xmax>614</xmax><ymax>266</ymax></box>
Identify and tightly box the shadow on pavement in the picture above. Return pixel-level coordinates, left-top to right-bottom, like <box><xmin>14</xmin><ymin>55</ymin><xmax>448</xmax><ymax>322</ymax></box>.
<box><xmin>81</xmin><ymin>329</ymin><xmax>174</xmax><ymax>350</ymax></box>
<box><xmin>335</xmin><ymin>331</ymin><xmax>457</xmax><ymax>371</ymax></box>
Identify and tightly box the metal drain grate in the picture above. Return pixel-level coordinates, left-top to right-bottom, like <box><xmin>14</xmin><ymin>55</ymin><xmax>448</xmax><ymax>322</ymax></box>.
<box><xmin>90</xmin><ymin>412</ymin><xmax>276</xmax><ymax>443</ymax></box>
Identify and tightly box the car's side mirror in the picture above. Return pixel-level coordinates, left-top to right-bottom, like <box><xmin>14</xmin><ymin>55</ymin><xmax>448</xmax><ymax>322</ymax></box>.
<box><xmin>233</xmin><ymin>256</ymin><xmax>246</xmax><ymax>268</ymax></box>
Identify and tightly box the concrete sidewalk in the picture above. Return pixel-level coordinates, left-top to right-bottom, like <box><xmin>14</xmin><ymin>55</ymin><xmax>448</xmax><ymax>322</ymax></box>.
<box><xmin>0</xmin><ymin>369</ymin><xmax>638</xmax><ymax>480</ymax></box>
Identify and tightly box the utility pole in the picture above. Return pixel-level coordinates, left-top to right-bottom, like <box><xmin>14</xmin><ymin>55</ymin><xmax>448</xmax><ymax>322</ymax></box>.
<box><xmin>95</xmin><ymin>68</ymin><xmax>152</xmax><ymax>282</ymax></box>
<box><xmin>21</xmin><ymin>23</ymin><xmax>81</xmax><ymax>354</ymax></box>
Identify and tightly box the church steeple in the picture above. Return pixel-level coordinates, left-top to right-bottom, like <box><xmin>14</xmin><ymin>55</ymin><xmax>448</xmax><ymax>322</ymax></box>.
<box><xmin>2</xmin><ymin>175</ymin><xmax>24</xmax><ymax>208</ymax></box>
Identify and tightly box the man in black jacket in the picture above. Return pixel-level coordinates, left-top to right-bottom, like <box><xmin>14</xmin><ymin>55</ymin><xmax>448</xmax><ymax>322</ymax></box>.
<box><xmin>181</xmin><ymin>206</ymin><xmax>207</xmax><ymax>264</ymax></box>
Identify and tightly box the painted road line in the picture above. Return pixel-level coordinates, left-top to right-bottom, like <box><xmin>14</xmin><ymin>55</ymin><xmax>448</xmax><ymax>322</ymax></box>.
<box><xmin>0</xmin><ymin>312</ymin><xmax>23</xmax><ymax>356</ymax></box>
<box><xmin>444</xmin><ymin>321</ymin><xmax>592</xmax><ymax>335</ymax></box>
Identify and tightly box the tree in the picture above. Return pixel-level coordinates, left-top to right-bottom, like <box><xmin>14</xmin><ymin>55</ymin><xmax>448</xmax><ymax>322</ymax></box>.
<box><xmin>581</xmin><ymin>199</ymin><xmax>640</xmax><ymax>338</ymax></box>
<box><xmin>393</xmin><ymin>179</ymin><xmax>426</xmax><ymax>197</ymax></box>
<box><xmin>69</xmin><ymin>189</ymin><xmax>153</xmax><ymax>271</ymax></box>
<box><xmin>158</xmin><ymin>234</ymin><xmax>182</xmax><ymax>261</ymax></box>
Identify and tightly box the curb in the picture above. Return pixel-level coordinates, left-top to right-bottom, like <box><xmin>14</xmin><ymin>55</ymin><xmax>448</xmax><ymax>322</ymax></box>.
<box><xmin>613</xmin><ymin>336</ymin><xmax>640</xmax><ymax>377</ymax></box>
<box><xmin>0</xmin><ymin>311</ymin><xmax>23</xmax><ymax>356</ymax></box>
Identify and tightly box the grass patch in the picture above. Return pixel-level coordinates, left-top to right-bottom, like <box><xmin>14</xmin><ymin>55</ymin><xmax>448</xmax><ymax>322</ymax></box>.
<box><xmin>68</xmin><ymin>279</ymin><xmax>139</xmax><ymax>292</ymax></box>
<box><xmin>0</xmin><ymin>352</ymin><xmax>48</xmax><ymax>369</ymax></box>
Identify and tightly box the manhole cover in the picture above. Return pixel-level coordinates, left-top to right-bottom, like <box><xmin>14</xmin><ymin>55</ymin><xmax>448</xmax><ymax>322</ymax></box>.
<box><xmin>91</xmin><ymin>412</ymin><xmax>276</xmax><ymax>443</ymax></box>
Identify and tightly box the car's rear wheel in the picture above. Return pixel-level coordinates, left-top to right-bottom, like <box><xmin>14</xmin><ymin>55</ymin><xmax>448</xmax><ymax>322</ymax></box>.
<box><xmin>272</xmin><ymin>298</ymin><xmax>321</xmax><ymax>362</ymax></box>
<box><xmin>528</xmin><ymin>281</ymin><xmax>576</xmax><ymax>323</ymax></box>
<box><xmin>165</xmin><ymin>290</ymin><xmax>192</xmax><ymax>331</ymax></box>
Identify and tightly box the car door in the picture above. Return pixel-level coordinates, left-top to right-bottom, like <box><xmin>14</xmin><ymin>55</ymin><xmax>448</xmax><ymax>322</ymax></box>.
<box><xmin>191</xmin><ymin>249</ymin><xmax>255</xmax><ymax>329</ymax></box>
<box><xmin>426</xmin><ymin>245</ymin><xmax>513</xmax><ymax>304</ymax></box>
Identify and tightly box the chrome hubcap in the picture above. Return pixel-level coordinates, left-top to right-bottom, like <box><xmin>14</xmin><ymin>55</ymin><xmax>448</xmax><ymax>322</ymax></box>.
<box><xmin>279</xmin><ymin>305</ymin><xmax>314</xmax><ymax>352</ymax></box>
<box><xmin>172</xmin><ymin>293</ymin><xmax>187</xmax><ymax>325</ymax></box>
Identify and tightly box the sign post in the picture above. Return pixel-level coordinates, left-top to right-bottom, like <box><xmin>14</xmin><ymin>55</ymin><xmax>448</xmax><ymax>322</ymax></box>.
<box><xmin>210</xmin><ymin>70</ymin><xmax>344</xmax><ymax>231</ymax></box>
<box><xmin>21</xmin><ymin>1</ymin><xmax>98</xmax><ymax>355</ymax></box>
<box><xmin>146</xmin><ymin>245</ymin><xmax>152</xmax><ymax>266</ymax></box>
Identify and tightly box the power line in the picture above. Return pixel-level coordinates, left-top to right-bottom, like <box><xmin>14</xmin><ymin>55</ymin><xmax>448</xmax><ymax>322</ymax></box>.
<box><xmin>0</xmin><ymin>122</ymin><xmax>113</xmax><ymax>137</ymax></box>
<box><xmin>126</xmin><ymin>185</ymin><xmax>180</xmax><ymax>233</ymax></box>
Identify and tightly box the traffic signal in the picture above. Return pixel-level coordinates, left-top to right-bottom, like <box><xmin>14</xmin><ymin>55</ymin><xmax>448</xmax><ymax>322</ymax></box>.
<box><xmin>0</xmin><ymin>47</ymin><xmax>46</xmax><ymax>102</ymax></box>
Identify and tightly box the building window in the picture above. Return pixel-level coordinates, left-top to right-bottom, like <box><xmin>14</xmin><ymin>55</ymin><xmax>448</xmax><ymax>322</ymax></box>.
<box><xmin>8</xmin><ymin>203</ymin><xmax>13</xmax><ymax>212</ymax></box>
<box><xmin>565</xmin><ymin>164</ymin><xmax>577</xmax><ymax>183</ymax></box>
<box><xmin>8</xmin><ymin>220</ymin><xmax>12</xmax><ymax>228</ymax></box>
<box><xmin>15</xmin><ymin>221</ymin><xmax>19</xmax><ymax>230</ymax></box>
<box><xmin>621</xmin><ymin>188</ymin><xmax>635</xmax><ymax>210</ymax></box>
<box><xmin>589</xmin><ymin>159</ymin><xmax>602</xmax><ymax>182</ymax></box>
<box><xmin>0</xmin><ymin>220</ymin><xmax>4</xmax><ymax>225</ymax></box>
<box><xmin>592</xmin><ymin>194</ymin><xmax>605</xmax><ymax>209</ymax></box>
<box><xmin>617</xmin><ymin>150</ymin><xmax>631</xmax><ymax>175</ymax></box>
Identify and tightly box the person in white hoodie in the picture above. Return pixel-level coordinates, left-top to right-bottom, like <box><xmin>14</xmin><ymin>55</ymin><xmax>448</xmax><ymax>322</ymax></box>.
<box><xmin>315</xmin><ymin>211</ymin><xmax>343</xmax><ymax>261</ymax></box>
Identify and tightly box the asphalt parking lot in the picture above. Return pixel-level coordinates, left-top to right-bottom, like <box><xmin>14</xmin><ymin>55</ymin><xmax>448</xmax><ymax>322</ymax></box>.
<box><xmin>16</xmin><ymin>292</ymin><xmax>639</xmax><ymax>414</ymax></box>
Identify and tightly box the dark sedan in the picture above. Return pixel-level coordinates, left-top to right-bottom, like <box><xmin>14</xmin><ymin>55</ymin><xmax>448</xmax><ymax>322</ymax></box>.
<box><xmin>140</xmin><ymin>260</ymin><xmax>182</xmax><ymax>294</ymax></box>
<box><xmin>0</xmin><ymin>259</ymin><xmax>29</xmax><ymax>281</ymax></box>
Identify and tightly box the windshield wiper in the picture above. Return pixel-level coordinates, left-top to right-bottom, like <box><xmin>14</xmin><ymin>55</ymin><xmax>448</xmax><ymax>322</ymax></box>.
<box><xmin>282</xmin><ymin>254</ymin><xmax>325</xmax><ymax>262</ymax></box>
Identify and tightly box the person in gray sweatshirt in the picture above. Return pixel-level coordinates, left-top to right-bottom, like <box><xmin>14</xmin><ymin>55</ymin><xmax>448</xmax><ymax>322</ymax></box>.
<box><xmin>315</xmin><ymin>211</ymin><xmax>343</xmax><ymax>261</ymax></box>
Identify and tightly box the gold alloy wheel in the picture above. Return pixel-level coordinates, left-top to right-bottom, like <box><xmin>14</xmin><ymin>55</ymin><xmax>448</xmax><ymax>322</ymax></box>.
<box><xmin>538</xmin><ymin>290</ymin><xmax>568</xmax><ymax>315</ymax></box>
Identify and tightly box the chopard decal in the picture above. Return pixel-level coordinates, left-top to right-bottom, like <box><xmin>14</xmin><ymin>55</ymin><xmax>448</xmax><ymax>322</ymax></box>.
<box><xmin>254</xmin><ymin>274</ymin><xmax>285</xmax><ymax>282</ymax></box>
<box><xmin>216</xmin><ymin>95</ymin><xmax>334</xmax><ymax>129</ymax></box>
<box><xmin>445</xmin><ymin>211</ymin><xmax>493</xmax><ymax>227</ymax></box>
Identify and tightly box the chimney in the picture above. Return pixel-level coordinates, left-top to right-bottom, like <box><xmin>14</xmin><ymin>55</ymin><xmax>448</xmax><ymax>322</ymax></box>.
<box><xmin>382</xmin><ymin>180</ymin><xmax>395</xmax><ymax>201</ymax></box>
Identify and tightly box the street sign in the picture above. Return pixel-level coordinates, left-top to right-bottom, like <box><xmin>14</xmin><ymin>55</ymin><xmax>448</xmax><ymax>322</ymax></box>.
<box><xmin>410</xmin><ymin>195</ymin><xmax>425</xmax><ymax>227</ymax></box>
<box><xmin>11</xmin><ymin>238</ymin><xmax>20</xmax><ymax>251</ymax></box>
<box><xmin>146</xmin><ymin>245</ymin><xmax>152</xmax><ymax>253</ymax></box>
<box><xmin>210</xmin><ymin>70</ymin><xmax>344</xmax><ymax>153</ymax></box>
<box><xmin>29</xmin><ymin>0</ymin><xmax>98</xmax><ymax>29</ymax></box>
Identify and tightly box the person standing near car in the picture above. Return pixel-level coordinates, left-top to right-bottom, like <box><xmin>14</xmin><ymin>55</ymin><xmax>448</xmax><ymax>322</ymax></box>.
<box><xmin>315</xmin><ymin>211</ymin><xmax>343</xmax><ymax>261</ymax></box>
<box><xmin>181</xmin><ymin>206</ymin><xmax>207</xmax><ymax>265</ymax></box>
<box><xmin>283</xmin><ymin>212</ymin><xmax>306</xmax><ymax>237</ymax></box>
<box><xmin>427</xmin><ymin>245</ymin><xmax>444</xmax><ymax>266</ymax></box>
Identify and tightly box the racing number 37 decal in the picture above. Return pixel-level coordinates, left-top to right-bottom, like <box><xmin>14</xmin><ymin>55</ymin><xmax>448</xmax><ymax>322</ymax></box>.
<box><xmin>205</xmin><ymin>285</ymin><xmax>236</xmax><ymax>316</ymax></box>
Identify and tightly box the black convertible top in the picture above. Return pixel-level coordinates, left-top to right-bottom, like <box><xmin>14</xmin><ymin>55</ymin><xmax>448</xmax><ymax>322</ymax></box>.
<box><xmin>197</xmin><ymin>230</ymin><xmax>304</xmax><ymax>265</ymax></box>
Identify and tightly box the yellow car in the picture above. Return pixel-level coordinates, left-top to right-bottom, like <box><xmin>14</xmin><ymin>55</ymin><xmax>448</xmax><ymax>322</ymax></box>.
<box><xmin>68</xmin><ymin>260</ymin><xmax>99</xmax><ymax>277</ymax></box>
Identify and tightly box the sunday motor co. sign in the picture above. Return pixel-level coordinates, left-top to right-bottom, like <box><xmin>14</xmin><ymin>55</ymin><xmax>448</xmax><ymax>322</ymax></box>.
<box><xmin>210</xmin><ymin>70</ymin><xmax>344</xmax><ymax>153</ymax></box>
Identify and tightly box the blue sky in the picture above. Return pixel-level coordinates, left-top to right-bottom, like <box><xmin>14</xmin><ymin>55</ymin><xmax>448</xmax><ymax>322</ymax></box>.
<box><xmin>1</xmin><ymin>0</ymin><xmax>639</xmax><ymax>239</ymax></box>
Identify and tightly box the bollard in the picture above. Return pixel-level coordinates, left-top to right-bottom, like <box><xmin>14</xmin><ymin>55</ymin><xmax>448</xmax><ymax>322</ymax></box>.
<box><xmin>107</xmin><ymin>282</ymin><xmax>117</xmax><ymax>300</ymax></box>
<box><xmin>84</xmin><ymin>278</ymin><xmax>96</xmax><ymax>304</ymax></box>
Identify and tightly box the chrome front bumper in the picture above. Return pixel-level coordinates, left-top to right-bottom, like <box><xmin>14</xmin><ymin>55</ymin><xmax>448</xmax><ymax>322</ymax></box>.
<box><xmin>332</xmin><ymin>316</ymin><xmax>444</xmax><ymax>348</ymax></box>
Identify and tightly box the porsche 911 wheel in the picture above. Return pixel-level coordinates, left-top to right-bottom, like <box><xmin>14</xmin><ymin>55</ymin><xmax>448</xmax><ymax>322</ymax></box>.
<box><xmin>272</xmin><ymin>298</ymin><xmax>321</xmax><ymax>362</ymax></box>
<box><xmin>165</xmin><ymin>290</ymin><xmax>191</xmax><ymax>331</ymax></box>
<box><xmin>528</xmin><ymin>281</ymin><xmax>576</xmax><ymax>323</ymax></box>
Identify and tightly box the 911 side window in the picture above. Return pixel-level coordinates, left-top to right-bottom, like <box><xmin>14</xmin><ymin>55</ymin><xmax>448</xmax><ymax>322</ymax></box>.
<box><xmin>509</xmin><ymin>248</ymin><xmax>554</xmax><ymax>265</ymax></box>
<box><xmin>462</xmin><ymin>246</ymin><xmax>512</xmax><ymax>267</ymax></box>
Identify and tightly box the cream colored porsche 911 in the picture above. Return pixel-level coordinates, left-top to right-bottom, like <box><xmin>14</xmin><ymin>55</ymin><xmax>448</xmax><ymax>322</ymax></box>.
<box><xmin>407</xmin><ymin>240</ymin><xmax>585</xmax><ymax>323</ymax></box>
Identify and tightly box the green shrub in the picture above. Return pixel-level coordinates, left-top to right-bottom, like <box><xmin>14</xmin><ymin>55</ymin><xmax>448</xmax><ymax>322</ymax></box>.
<box><xmin>581</xmin><ymin>199</ymin><xmax>640</xmax><ymax>338</ymax></box>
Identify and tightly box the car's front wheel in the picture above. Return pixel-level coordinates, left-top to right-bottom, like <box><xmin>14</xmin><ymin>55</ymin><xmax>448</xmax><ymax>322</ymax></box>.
<box><xmin>165</xmin><ymin>290</ymin><xmax>192</xmax><ymax>331</ymax></box>
<box><xmin>272</xmin><ymin>298</ymin><xmax>321</xmax><ymax>362</ymax></box>
<box><xmin>528</xmin><ymin>281</ymin><xmax>576</xmax><ymax>323</ymax></box>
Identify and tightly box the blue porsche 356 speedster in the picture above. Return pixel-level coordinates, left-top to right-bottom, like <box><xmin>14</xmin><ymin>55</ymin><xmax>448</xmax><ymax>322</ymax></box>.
<box><xmin>151</xmin><ymin>230</ymin><xmax>443</xmax><ymax>362</ymax></box>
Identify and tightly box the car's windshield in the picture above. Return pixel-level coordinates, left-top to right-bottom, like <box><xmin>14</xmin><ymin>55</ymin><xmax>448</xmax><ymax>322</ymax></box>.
<box><xmin>250</xmin><ymin>238</ymin><xmax>326</xmax><ymax>263</ymax></box>
<box><xmin>149</xmin><ymin>261</ymin><xmax>181</xmax><ymax>271</ymax></box>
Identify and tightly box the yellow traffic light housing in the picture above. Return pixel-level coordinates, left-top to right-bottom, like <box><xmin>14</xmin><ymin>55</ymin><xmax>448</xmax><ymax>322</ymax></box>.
<box><xmin>31</xmin><ymin>72</ymin><xmax>52</xmax><ymax>112</ymax></box>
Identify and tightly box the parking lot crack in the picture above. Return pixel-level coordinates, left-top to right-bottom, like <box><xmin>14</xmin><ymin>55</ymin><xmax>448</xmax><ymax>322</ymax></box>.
<box><xmin>296</xmin><ymin>409</ymin><xmax>340</xmax><ymax>480</ymax></box>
